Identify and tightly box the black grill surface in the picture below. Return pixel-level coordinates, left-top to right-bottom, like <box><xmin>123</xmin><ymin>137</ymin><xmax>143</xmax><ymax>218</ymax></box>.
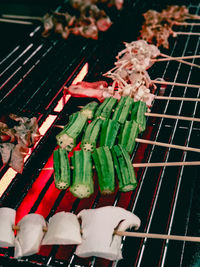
<box><xmin>0</xmin><ymin>0</ymin><xmax>200</xmax><ymax>266</ymax></box>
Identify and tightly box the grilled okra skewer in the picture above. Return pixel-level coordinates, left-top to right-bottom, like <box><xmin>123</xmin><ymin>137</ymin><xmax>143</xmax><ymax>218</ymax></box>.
<box><xmin>131</xmin><ymin>101</ymin><xmax>147</xmax><ymax>133</ymax></box>
<box><xmin>81</xmin><ymin>118</ymin><xmax>103</xmax><ymax>152</ymax></box>
<box><xmin>112</xmin><ymin>96</ymin><xmax>134</xmax><ymax>124</ymax></box>
<box><xmin>93</xmin><ymin>146</ymin><xmax>115</xmax><ymax>194</ymax></box>
<box><xmin>56</xmin><ymin>112</ymin><xmax>87</xmax><ymax>151</ymax></box>
<box><xmin>95</xmin><ymin>97</ymin><xmax>117</xmax><ymax>120</ymax></box>
<box><xmin>100</xmin><ymin>119</ymin><xmax>120</xmax><ymax>148</ymax></box>
<box><xmin>119</xmin><ymin>120</ymin><xmax>139</xmax><ymax>154</ymax></box>
<box><xmin>53</xmin><ymin>148</ymin><xmax>71</xmax><ymax>190</ymax></box>
<box><xmin>80</xmin><ymin>101</ymin><xmax>99</xmax><ymax>119</ymax></box>
<box><xmin>111</xmin><ymin>145</ymin><xmax>137</xmax><ymax>192</ymax></box>
<box><xmin>70</xmin><ymin>150</ymin><xmax>94</xmax><ymax>199</ymax></box>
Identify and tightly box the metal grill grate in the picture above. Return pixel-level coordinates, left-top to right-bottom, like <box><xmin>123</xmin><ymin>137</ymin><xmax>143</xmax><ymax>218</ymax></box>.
<box><xmin>0</xmin><ymin>1</ymin><xmax>200</xmax><ymax>266</ymax></box>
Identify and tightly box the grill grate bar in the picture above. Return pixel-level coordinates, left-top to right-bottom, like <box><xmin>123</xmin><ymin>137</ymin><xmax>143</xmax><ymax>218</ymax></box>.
<box><xmin>0</xmin><ymin>43</ymin><xmax>34</xmax><ymax>78</ymax></box>
<box><xmin>0</xmin><ymin>45</ymin><xmax>20</xmax><ymax>66</ymax></box>
<box><xmin>0</xmin><ymin>1</ymin><xmax>200</xmax><ymax>266</ymax></box>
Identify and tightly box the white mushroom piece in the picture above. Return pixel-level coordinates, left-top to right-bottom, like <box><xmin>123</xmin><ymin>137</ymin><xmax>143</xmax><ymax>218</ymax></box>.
<box><xmin>14</xmin><ymin>214</ymin><xmax>46</xmax><ymax>258</ymax></box>
<box><xmin>42</xmin><ymin>212</ymin><xmax>82</xmax><ymax>245</ymax></box>
<box><xmin>75</xmin><ymin>206</ymin><xmax>141</xmax><ymax>261</ymax></box>
<box><xmin>0</xmin><ymin>207</ymin><xmax>16</xmax><ymax>247</ymax></box>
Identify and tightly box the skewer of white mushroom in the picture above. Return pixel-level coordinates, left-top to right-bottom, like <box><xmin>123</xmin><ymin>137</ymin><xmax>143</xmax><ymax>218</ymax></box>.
<box><xmin>9</xmin><ymin>208</ymin><xmax>200</xmax><ymax>245</ymax></box>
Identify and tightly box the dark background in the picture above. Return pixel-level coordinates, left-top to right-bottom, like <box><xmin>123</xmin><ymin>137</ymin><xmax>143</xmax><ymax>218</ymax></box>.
<box><xmin>0</xmin><ymin>0</ymin><xmax>60</xmax><ymax>57</ymax></box>
<box><xmin>0</xmin><ymin>0</ymin><xmax>196</xmax><ymax>58</ymax></box>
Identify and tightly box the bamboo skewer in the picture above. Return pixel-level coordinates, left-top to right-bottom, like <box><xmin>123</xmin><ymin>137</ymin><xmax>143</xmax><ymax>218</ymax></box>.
<box><xmin>133</xmin><ymin>161</ymin><xmax>200</xmax><ymax>167</ymax></box>
<box><xmin>0</xmin><ymin>18</ymin><xmax>33</xmax><ymax>25</ymax></box>
<box><xmin>2</xmin><ymin>14</ymin><xmax>43</xmax><ymax>21</ymax></box>
<box><xmin>154</xmin><ymin>96</ymin><xmax>200</xmax><ymax>102</ymax></box>
<box><xmin>12</xmin><ymin>225</ymin><xmax>200</xmax><ymax>243</ymax></box>
<box><xmin>152</xmin><ymin>55</ymin><xmax>200</xmax><ymax>62</ymax></box>
<box><xmin>115</xmin><ymin>231</ymin><xmax>200</xmax><ymax>243</ymax></box>
<box><xmin>12</xmin><ymin>225</ymin><xmax>48</xmax><ymax>232</ymax></box>
<box><xmin>76</xmin><ymin>108</ymin><xmax>200</xmax><ymax>122</ymax></box>
<box><xmin>174</xmin><ymin>31</ymin><xmax>200</xmax><ymax>36</ymax></box>
<box><xmin>42</xmin><ymin>161</ymin><xmax>200</xmax><ymax>171</ymax></box>
<box><xmin>136</xmin><ymin>138</ymin><xmax>200</xmax><ymax>153</ymax></box>
<box><xmin>152</xmin><ymin>80</ymin><xmax>200</xmax><ymax>89</ymax></box>
<box><xmin>145</xmin><ymin>112</ymin><xmax>200</xmax><ymax>122</ymax></box>
<box><xmin>186</xmin><ymin>14</ymin><xmax>200</xmax><ymax>20</ymax></box>
<box><xmin>173</xmin><ymin>22</ymin><xmax>200</xmax><ymax>26</ymax></box>
<box><xmin>159</xmin><ymin>53</ymin><xmax>200</xmax><ymax>68</ymax></box>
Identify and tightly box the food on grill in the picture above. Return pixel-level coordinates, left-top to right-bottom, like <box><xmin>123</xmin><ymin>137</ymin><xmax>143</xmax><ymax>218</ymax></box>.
<box><xmin>0</xmin><ymin>143</ymin><xmax>15</xmax><ymax>165</ymax></box>
<box><xmin>66</xmin><ymin>81</ymin><xmax>109</xmax><ymax>101</ymax></box>
<box><xmin>140</xmin><ymin>17</ymin><xmax>172</xmax><ymax>49</ymax></box>
<box><xmin>70</xmin><ymin>0</ymin><xmax>124</xmax><ymax>10</ymax></box>
<box><xmin>81</xmin><ymin>118</ymin><xmax>102</xmax><ymax>151</ymax></box>
<box><xmin>160</xmin><ymin>5</ymin><xmax>197</xmax><ymax>22</ymax></box>
<box><xmin>102</xmin><ymin>41</ymin><xmax>158</xmax><ymax>103</ymax></box>
<box><xmin>11</xmin><ymin>115</ymin><xmax>41</xmax><ymax>147</ymax></box>
<box><xmin>9</xmin><ymin>144</ymin><xmax>29</xmax><ymax>173</ymax></box>
<box><xmin>66</xmin><ymin>81</ymin><xmax>122</xmax><ymax>101</ymax></box>
<box><xmin>119</xmin><ymin>120</ymin><xmax>139</xmax><ymax>154</ymax></box>
<box><xmin>53</xmin><ymin>98</ymin><xmax>149</xmax><ymax>196</ymax></box>
<box><xmin>115</xmin><ymin>39</ymin><xmax>160</xmax><ymax>72</ymax></box>
<box><xmin>100</xmin><ymin>119</ymin><xmax>120</xmax><ymax>148</ymax></box>
<box><xmin>111</xmin><ymin>145</ymin><xmax>137</xmax><ymax>191</ymax></box>
<box><xmin>92</xmin><ymin>146</ymin><xmax>115</xmax><ymax>194</ymax></box>
<box><xmin>112</xmin><ymin>96</ymin><xmax>134</xmax><ymax>124</ymax></box>
<box><xmin>0</xmin><ymin>115</ymin><xmax>40</xmax><ymax>148</ymax></box>
<box><xmin>140</xmin><ymin>5</ymin><xmax>198</xmax><ymax>48</ymax></box>
<box><xmin>42</xmin><ymin>0</ymin><xmax>123</xmax><ymax>40</ymax></box>
<box><xmin>75</xmin><ymin>206</ymin><xmax>141</xmax><ymax>260</ymax></box>
<box><xmin>94</xmin><ymin>96</ymin><xmax>117</xmax><ymax>119</ymax></box>
<box><xmin>70</xmin><ymin>150</ymin><xmax>94</xmax><ymax>198</ymax></box>
<box><xmin>133</xmin><ymin>100</ymin><xmax>147</xmax><ymax>133</ymax></box>
<box><xmin>80</xmin><ymin>101</ymin><xmax>99</xmax><ymax>119</ymax></box>
<box><xmin>0</xmin><ymin>143</ymin><xmax>28</xmax><ymax>173</ymax></box>
<box><xmin>14</xmin><ymin>214</ymin><xmax>46</xmax><ymax>258</ymax></box>
<box><xmin>53</xmin><ymin>148</ymin><xmax>71</xmax><ymax>190</ymax></box>
<box><xmin>0</xmin><ymin>122</ymin><xmax>15</xmax><ymax>143</ymax></box>
<box><xmin>0</xmin><ymin>115</ymin><xmax>41</xmax><ymax>173</ymax></box>
<box><xmin>56</xmin><ymin>112</ymin><xmax>87</xmax><ymax>151</ymax></box>
<box><xmin>0</xmin><ymin>207</ymin><xmax>16</xmax><ymax>247</ymax></box>
<box><xmin>42</xmin><ymin>212</ymin><xmax>82</xmax><ymax>245</ymax></box>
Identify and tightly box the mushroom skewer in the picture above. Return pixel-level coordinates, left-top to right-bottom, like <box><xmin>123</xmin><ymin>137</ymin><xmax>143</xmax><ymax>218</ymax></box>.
<box><xmin>12</xmin><ymin>223</ymin><xmax>200</xmax><ymax>243</ymax></box>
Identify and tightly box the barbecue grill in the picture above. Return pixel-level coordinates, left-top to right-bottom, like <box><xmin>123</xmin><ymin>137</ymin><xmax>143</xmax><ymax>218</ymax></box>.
<box><xmin>0</xmin><ymin>0</ymin><xmax>200</xmax><ymax>266</ymax></box>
